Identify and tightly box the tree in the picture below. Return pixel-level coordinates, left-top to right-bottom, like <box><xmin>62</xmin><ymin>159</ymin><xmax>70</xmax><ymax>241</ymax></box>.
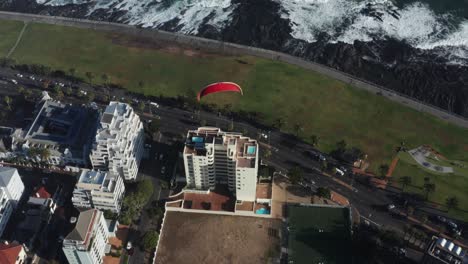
<box><xmin>68</xmin><ymin>68</ymin><xmax>76</xmax><ymax>78</ymax></box>
<box><xmin>274</xmin><ymin>118</ymin><xmax>285</xmax><ymax>129</ymax></box>
<box><xmin>398</xmin><ymin>176</ymin><xmax>412</xmax><ymax>191</ymax></box>
<box><xmin>263</xmin><ymin>149</ymin><xmax>272</xmax><ymax>159</ymax></box>
<box><xmin>378</xmin><ymin>164</ymin><xmax>389</xmax><ymax>178</ymax></box>
<box><xmin>101</xmin><ymin>73</ymin><xmax>109</xmax><ymax>86</ymax></box>
<box><xmin>336</xmin><ymin>140</ymin><xmax>347</xmax><ymax>152</ymax></box>
<box><xmin>310</xmin><ymin>135</ymin><xmax>319</xmax><ymax>147</ymax></box>
<box><xmin>137</xmin><ymin>101</ymin><xmax>145</xmax><ymax>112</ymax></box>
<box><xmin>3</xmin><ymin>96</ymin><xmax>12</xmax><ymax>110</ymax></box>
<box><xmin>138</xmin><ymin>81</ymin><xmax>144</xmax><ymax>90</ymax></box>
<box><xmin>142</xmin><ymin>230</ymin><xmax>159</xmax><ymax>250</ymax></box>
<box><xmin>316</xmin><ymin>187</ymin><xmax>331</xmax><ymax>199</ymax></box>
<box><xmin>423</xmin><ymin>182</ymin><xmax>436</xmax><ymax>200</ymax></box>
<box><xmin>288</xmin><ymin>166</ymin><xmax>303</xmax><ymax>184</ymax></box>
<box><xmin>103</xmin><ymin>210</ymin><xmax>118</xmax><ymax>220</ymax></box>
<box><xmin>64</xmin><ymin>87</ymin><xmax>73</xmax><ymax>96</ymax></box>
<box><xmin>85</xmin><ymin>72</ymin><xmax>94</xmax><ymax>85</ymax></box>
<box><xmin>293</xmin><ymin>123</ymin><xmax>303</xmax><ymax>137</ymax></box>
<box><xmin>446</xmin><ymin>196</ymin><xmax>459</xmax><ymax>211</ymax></box>
<box><xmin>18</xmin><ymin>86</ymin><xmax>25</xmax><ymax>96</ymax></box>
<box><xmin>86</xmin><ymin>91</ymin><xmax>95</xmax><ymax>102</ymax></box>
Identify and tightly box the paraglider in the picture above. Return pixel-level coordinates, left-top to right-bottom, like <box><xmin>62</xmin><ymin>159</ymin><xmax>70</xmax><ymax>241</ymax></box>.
<box><xmin>197</xmin><ymin>82</ymin><xmax>243</xmax><ymax>101</ymax></box>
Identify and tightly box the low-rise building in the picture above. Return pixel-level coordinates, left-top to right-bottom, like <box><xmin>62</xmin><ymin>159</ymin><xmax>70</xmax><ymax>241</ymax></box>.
<box><xmin>0</xmin><ymin>167</ymin><xmax>25</xmax><ymax>237</ymax></box>
<box><xmin>63</xmin><ymin>209</ymin><xmax>109</xmax><ymax>264</ymax></box>
<box><xmin>72</xmin><ymin>170</ymin><xmax>125</xmax><ymax>213</ymax></box>
<box><xmin>0</xmin><ymin>241</ymin><xmax>27</xmax><ymax>264</ymax></box>
<box><xmin>90</xmin><ymin>102</ymin><xmax>144</xmax><ymax>181</ymax></box>
<box><xmin>422</xmin><ymin>236</ymin><xmax>468</xmax><ymax>264</ymax></box>
<box><xmin>28</xmin><ymin>186</ymin><xmax>57</xmax><ymax>214</ymax></box>
<box><xmin>18</xmin><ymin>100</ymin><xmax>99</xmax><ymax>166</ymax></box>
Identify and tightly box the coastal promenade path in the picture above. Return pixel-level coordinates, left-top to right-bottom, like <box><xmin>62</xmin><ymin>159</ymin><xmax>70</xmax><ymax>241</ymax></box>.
<box><xmin>1</xmin><ymin>10</ymin><xmax>468</xmax><ymax>128</ymax></box>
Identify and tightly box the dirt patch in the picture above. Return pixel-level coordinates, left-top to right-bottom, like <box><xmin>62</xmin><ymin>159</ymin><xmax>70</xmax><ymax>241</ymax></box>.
<box><xmin>155</xmin><ymin>212</ymin><xmax>281</xmax><ymax>264</ymax></box>
<box><xmin>106</xmin><ymin>32</ymin><xmax>217</xmax><ymax>58</ymax></box>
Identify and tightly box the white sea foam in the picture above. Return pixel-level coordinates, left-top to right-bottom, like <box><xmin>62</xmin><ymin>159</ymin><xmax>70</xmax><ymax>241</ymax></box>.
<box><xmin>278</xmin><ymin>0</ymin><xmax>468</xmax><ymax>62</ymax></box>
<box><xmin>36</xmin><ymin>0</ymin><xmax>235</xmax><ymax>34</ymax></box>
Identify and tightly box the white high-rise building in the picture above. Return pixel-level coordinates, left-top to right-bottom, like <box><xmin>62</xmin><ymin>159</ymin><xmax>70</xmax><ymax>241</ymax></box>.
<box><xmin>72</xmin><ymin>169</ymin><xmax>125</xmax><ymax>213</ymax></box>
<box><xmin>63</xmin><ymin>209</ymin><xmax>109</xmax><ymax>264</ymax></box>
<box><xmin>183</xmin><ymin>127</ymin><xmax>258</xmax><ymax>201</ymax></box>
<box><xmin>90</xmin><ymin>102</ymin><xmax>144</xmax><ymax>181</ymax></box>
<box><xmin>0</xmin><ymin>167</ymin><xmax>25</xmax><ymax>237</ymax></box>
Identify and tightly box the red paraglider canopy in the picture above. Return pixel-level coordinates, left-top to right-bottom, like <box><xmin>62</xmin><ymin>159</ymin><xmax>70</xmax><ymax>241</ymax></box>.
<box><xmin>197</xmin><ymin>82</ymin><xmax>243</xmax><ymax>101</ymax></box>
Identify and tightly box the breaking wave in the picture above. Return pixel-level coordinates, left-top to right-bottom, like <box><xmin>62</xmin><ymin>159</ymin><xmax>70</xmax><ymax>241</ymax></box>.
<box><xmin>277</xmin><ymin>0</ymin><xmax>468</xmax><ymax>64</ymax></box>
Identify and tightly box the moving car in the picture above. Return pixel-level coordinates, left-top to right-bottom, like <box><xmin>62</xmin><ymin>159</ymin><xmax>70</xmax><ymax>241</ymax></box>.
<box><xmin>126</xmin><ymin>241</ymin><xmax>132</xmax><ymax>250</ymax></box>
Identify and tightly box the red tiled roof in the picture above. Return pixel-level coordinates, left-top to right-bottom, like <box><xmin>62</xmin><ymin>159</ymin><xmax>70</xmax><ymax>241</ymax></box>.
<box><xmin>32</xmin><ymin>186</ymin><xmax>51</xmax><ymax>199</ymax></box>
<box><xmin>0</xmin><ymin>242</ymin><xmax>23</xmax><ymax>264</ymax></box>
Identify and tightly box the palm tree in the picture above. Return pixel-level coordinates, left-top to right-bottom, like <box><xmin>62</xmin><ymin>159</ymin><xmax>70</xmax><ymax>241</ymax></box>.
<box><xmin>101</xmin><ymin>73</ymin><xmax>109</xmax><ymax>87</ymax></box>
<box><xmin>68</xmin><ymin>68</ymin><xmax>76</xmax><ymax>78</ymax></box>
<box><xmin>3</xmin><ymin>96</ymin><xmax>12</xmax><ymax>110</ymax></box>
<box><xmin>85</xmin><ymin>72</ymin><xmax>94</xmax><ymax>85</ymax></box>
<box><xmin>310</xmin><ymin>135</ymin><xmax>319</xmax><ymax>147</ymax></box>
<box><xmin>274</xmin><ymin>118</ymin><xmax>285</xmax><ymax>129</ymax></box>
<box><xmin>423</xmin><ymin>182</ymin><xmax>436</xmax><ymax>200</ymax></box>
<box><xmin>446</xmin><ymin>196</ymin><xmax>459</xmax><ymax>211</ymax></box>
<box><xmin>293</xmin><ymin>123</ymin><xmax>303</xmax><ymax>137</ymax></box>
<box><xmin>398</xmin><ymin>176</ymin><xmax>412</xmax><ymax>191</ymax></box>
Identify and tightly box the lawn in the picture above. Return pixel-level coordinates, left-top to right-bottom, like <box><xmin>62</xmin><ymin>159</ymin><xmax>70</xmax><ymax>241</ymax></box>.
<box><xmin>2</xmin><ymin>19</ymin><xmax>468</xmax><ymax>173</ymax></box>
<box><xmin>288</xmin><ymin>205</ymin><xmax>351</xmax><ymax>264</ymax></box>
<box><xmin>393</xmin><ymin>152</ymin><xmax>468</xmax><ymax>221</ymax></box>
<box><xmin>0</xmin><ymin>20</ymin><xmax>24</xmax><ymax>57</ymax></box>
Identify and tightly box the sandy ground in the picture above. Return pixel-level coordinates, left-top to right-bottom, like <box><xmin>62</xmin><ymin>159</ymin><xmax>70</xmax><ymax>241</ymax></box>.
<box><xmin>155</xmin><ymin>212</ymin><xmax>281</xmax><ymax>264</ymax></box>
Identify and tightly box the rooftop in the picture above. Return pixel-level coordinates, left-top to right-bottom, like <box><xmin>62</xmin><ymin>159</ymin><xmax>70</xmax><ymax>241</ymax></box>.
<box><xmin>78</xmin><ymin>170</ymin><xmax>107</xmax><ymax>185</ymax></box>
<box><xmin>155</xmin><ymin>212</ymin><xmax>281</xmax><ymax>264</ymax></box>
<box><xmin>0</xmin><ymin>167</ymin><xmax>18</xmax><ymax>187</ymax></box>
<box><xmin>256</xmin><ymin>183</ymin><xmax>272</xmax><ymax>199</ymax></box>
<box><xmin>0</xmin><ymin>242</ymin><xmax>23</xmax><ymax>264</ymax></box>
<box><xmin>24</xmin><ymin>100</ymin><xmax>98</xmax><ymax>155</ymax></box>
<box><xmin>65</xmin><ymin>209</ymin><xmax>98</xmax><ymax>244</ymax></box>
<box><xmin>31</xmin><ymin>186</ymin><xmax>51</xmax><ymax>199</ymax></box>
<box><xmin>427</xmin><ymin>237</ymin><xmax>468</xmax><ymax>264</ymax></box>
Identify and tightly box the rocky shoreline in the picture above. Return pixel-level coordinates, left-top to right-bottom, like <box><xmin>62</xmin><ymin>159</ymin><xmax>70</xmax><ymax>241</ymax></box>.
<box><xmin>1</xmin><ymin>0</ymin><xmax>468</xmax><ymax>117</ymax></box>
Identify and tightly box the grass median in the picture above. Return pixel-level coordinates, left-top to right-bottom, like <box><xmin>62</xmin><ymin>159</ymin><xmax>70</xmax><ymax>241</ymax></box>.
<box><xmin>2</xmin><ymin>19</ymin><xmax>468</xmax><ymax>175</ymax></box>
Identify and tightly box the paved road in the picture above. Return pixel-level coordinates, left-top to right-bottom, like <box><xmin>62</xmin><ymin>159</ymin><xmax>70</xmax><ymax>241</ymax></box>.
<box><xmin>0</xmin><ymin>10</ymin><xmax>467</xmax><ymax>129</ymax></box>
<box><xmin>0</xmin><ymin>67</ymin><xmax>466</xmax><ymax>252</ymax></box>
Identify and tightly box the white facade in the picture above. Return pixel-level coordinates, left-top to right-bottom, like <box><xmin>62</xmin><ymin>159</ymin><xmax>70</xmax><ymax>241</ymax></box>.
<box><xmin>63</xmin><ymin>209</ymin><xmax>109</xmax><ymax>264</ymax></box>
<box><xmin>0</xmin><ymin>167</ymin><xmax>25</xmax><ymax>237</ymax></box>
<box><xmin>90</xmin><ymin>102</ymin><xmax>144</xmax><ymax>181</ymax></box>
<box><xmin>72</xmin><ymin>170</ymin><xmax>125</xmax><ymax>213</ymax></box>
<box><xmin>183</xmin><ymin>127</ymin><xmax>258</xmax><ymax>201</ymax></box>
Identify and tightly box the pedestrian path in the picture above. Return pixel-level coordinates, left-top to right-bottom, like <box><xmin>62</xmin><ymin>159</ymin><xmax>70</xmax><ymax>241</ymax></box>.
<box><xmin>6</xmin><ymin>21</ymin><xmax>28</xmax><ymax>58</ymax></box>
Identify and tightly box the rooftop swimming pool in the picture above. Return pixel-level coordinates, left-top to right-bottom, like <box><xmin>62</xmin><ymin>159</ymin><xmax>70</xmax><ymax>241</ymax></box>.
<box><xmin>247</xmin><ymin>145</ymin><xmax>256</xmax><ymax>155</ymax></box>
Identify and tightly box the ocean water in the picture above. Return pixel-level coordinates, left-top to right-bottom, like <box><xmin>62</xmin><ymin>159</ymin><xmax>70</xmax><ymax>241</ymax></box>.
<box><xmin>34</xmin><ymin>0</ymin><xmax>468</xmax><ymax>64</ymax></box>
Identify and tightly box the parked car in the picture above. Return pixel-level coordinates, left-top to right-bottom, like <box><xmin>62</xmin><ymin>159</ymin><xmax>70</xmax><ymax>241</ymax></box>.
<box><xmin>437</xmin><ymin>215</ymin><xmax>447</xmax><ymax>223</ymax></box>
<box><xmin>161</xmin><ymin>166</ymin><xmax>166</xmax><ymax>174</ymax></box>
<box><xmin>387</xmin><ymin>204</ymin><xmax>396</xmax><ymax>211</ymax></box>
<box><xmin>126</xmin><ymin>241</ymin><xmax>132</xmax><ymax>250</ymax></box>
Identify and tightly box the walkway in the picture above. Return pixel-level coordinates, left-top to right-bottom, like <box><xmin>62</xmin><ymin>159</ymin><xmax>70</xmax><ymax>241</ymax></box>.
<box><xmin>6</xmin><ymin>21</ymin><xmax>27</xmax><ymax>58</ymax></box>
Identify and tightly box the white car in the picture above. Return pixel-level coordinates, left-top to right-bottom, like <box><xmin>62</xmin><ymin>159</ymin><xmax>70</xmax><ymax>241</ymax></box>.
<box><xmin>126</xmin><ymin>241</ymin><xmax>132</xmax><ymax>250</ymax></box>
<box><xmin>150</xmin><ymin>102</ymin><xmax>159</xmax><ymax>108</ymax></box>
<box><xmin>11</xmin><ymin>79</ymin><xmax>17</xmax><ymax>84</ymax></box>
<box><xmin>29</xmin><ymin>75</ymin><xmax>35</xmax><ymax>80</ymax></box>
<box><xmin>15</xmin><ymin>73</ymin><xmax>23</xmax><ymax>78</ymax></box>
<box><xmin>387</xmin><ymin>204</ymin><xmax>396</xmax><ymax>211</ymax></box>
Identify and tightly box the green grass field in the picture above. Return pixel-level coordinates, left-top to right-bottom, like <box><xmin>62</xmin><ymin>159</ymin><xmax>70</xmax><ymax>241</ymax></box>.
<box><xmin>288</xmin><ymin>205</ymin><xmax>351</xmax><ymax>264</ymax></box>
<box><xmin>393</xmin><ymin>152</ymin><xmax>468</xmax><ymax>221</ymax></box>
<box><xmin>1</xmin><ymin>19</ymin><xmax>468</xmax><ymax>174</ymax></box>
<box><xmin>0</xmin><ymin>20</ymin><xmax>24</xmax><ymax>57</ymax></box>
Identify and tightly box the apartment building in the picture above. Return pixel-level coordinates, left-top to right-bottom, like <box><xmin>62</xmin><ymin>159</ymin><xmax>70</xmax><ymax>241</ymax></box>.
<box><xmin>0</xmin><ymin>167</ymin><xmax>25</xmax><ymax>237</ymax></box>
<box><xmin>183</xmin><ymin>127</ymin><xmax>258</xmax><ymax>201</ymax></box>
<box><xmin>72</xmin><ymin>170</ymin><xmax>125</xmax><ymax>213</ymax></box>
<box><xmin>90</xmin><ymin>102</ymin><xmax>144</xmax><ymax>181</ymax></box>
<box><xmin>63</xmin><ymin>209</ymin><xmax>109</xmax><ymax>264</ymax></box>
